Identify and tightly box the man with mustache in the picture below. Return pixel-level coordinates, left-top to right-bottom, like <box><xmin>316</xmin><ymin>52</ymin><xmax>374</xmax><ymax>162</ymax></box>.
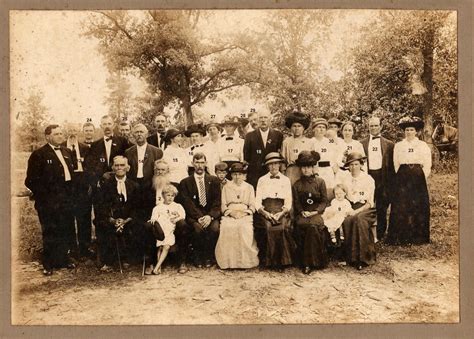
<box><xmin>147</xmin><ymin>114</ymin><xmax>169</xmax><ymax>151</ymax></box>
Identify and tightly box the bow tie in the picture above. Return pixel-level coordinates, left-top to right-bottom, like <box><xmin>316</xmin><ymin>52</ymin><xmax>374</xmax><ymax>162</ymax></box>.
<box><xmin>105</xmin><ymin>137</ymin><xmax>113</xmax><ymax>142</ymax></box>
<box><xmin>270</xmin><ymin>175</ymin><xmax>280</xmax><ymax>179</ymax></box>
<box><xmin>53</xmin><ymin>147</ymin><xmax>61</xmax><ymax>151</ymax></box>
<box><xmin>371</xmin><ymin>135</ymin><xmax>380</xmax><ymax>140</ymax></box>
<box><xmin>191</xmin><ymin>144</ymin><xmax>204</xmax><ymax>151</ymax></box>
<box><xmin>225</xmin><ymin>137</ymin><xmax>233</xmax><ymax>141</ymax></box>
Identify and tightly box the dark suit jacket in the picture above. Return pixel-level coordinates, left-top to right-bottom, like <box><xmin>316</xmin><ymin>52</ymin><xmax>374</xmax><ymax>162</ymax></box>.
<box><xmin>124</xmin><ymin>143</ymin><xmax>163</xmax><ymax>184</ymax></box>
<box><xmin>243</xmin><ymin>128</ymin><xmax>284</xmax><ymax>188</ymax></box>
<box><xmin>25</xmin><ymin>144</ymin><xmax>75</xmax><ymax>209</ymax></box>
<box><xmin>61</xmin><ymin>141</ymin><xmax>90</xmax><ymax>171</ymax></box>
<box><xmin>94</xmin><ymin>176</ymin><xmax>139</xmax><ymax>227</ymax></box>
<box><xmin>84</xmin><ymin>135</ymin><xmax>129</xmax><ymax>184</ymax></box>
<box><xmin>178</xmin><ymin>174</ymin><xmax>221</xmax><ymax>222</ymax></box>
<box><xmin>147</xmin><ymin>132</ymin><xmax>168</xmax><ymax>150</ymax></box>
<box><xmin>361</xmin><ymin>135</ymin><xmax>395</xmax><ymax>192</ymax></box>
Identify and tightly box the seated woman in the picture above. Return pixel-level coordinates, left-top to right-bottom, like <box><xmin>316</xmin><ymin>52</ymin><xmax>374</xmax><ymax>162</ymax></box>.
<box><xmin>254</xmin><ymin>152</ymin><xmax>296</xmax><ymax>271</ymax></box>
<box><xmin>215</xmin><ymin>162</ymin><xmax>259</xmax><ymax>269</ymax></box>
<box><xmin>337</xmin><ymin>152</ymin><xmax>377</xmax><ymax>270</ymax></box>
<box><xmin>387</xmin><ymin>116</ymin><xmax>432</xmax><ymax>245</ymax></box>
<box><xmin>292</xmin><ymin>151</ymin><xmax>329</xmax><ymax>274</ymax></box>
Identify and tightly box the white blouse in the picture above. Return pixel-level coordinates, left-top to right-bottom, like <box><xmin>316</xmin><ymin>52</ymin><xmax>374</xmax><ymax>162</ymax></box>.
<box><xmin>255</xmin><ymin>171</ymin><xmax>292</xmax><ymax>211</ymax></box>
<box><xmin>337</xmin><ymin>171</ymin><xmax>375</xmax><ymax>208</ymax></box>
<box><xmin>337</xmin><ymin>139</ymin><xmax>367</xmax><ymax>171</ymax></box>
<box><xmin>393</xmin><ymin>137</ymin><xmax>432</xmax><ymax>178</ymax></box>
<box><xmin>312</xmin><ymin>137</ymin><xmax>338</xmax><ymax>165</ymax></box>
<box><xmin>162</xmin><ymin>145</ymin><xmax>189</xmax><ymax>184</ymax></box>
<box><xmin>281</xmin><ymin>136</ymin><xmax>315</xmax><ymax>165</ymax></box>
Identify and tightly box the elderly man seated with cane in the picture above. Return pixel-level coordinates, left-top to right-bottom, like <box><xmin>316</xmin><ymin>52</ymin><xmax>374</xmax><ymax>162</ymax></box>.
<box><xmin>94</xmin><ymin>155</ymin><xmax>141</xmax><ymax>272</ymax></box>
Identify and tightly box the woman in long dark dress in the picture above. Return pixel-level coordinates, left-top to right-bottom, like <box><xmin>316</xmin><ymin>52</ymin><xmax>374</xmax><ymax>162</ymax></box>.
<box><xmin>387</xmin><ymin>116</ymin><xmax>431</xmax><ymax>244</ymax></box>
<box><xmin>292</xmin><ymin>151</ymin><xmax>329</xmax><ymax>274</ymax></box>
<box><xmin>254</xmin><ymin>152</ymin><xmax>296</xmax><ymax>271</ymax></box>
<box><xmin>337</xmin><ymin>152</ymin><xmax>377</xmax><ymax>270</ymax></box>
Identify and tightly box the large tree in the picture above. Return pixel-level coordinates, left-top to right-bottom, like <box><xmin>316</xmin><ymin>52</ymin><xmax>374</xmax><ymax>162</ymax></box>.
<box><xmin>84</xmin><ymin>10</ymin><xmax>253</xmax><ymax>127</ymax></box>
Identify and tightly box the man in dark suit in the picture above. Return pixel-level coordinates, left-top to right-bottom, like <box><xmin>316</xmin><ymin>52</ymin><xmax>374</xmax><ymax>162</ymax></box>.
<box><xmin>243</xmin><ymin>110</ymin><xmax>284</xmax><ymax>188</ymax></box>
<box><xmin>125</xmin><ymin>123</ymin><xmax>163</xmax><ymax>221</ymax></box>
<box><xmin>179</xmin><ymin>152</ymin><xmax>221</xmax><ymax>268</ymax></box>
<box><xmin>63</xmin><ymin>129</ymin><xmax>94</xmax><ymax>258</ymax></box>
<box><xmin>82</xmin><ymin>122</ymin><xmax>96</xmax><ymax>146</ymax></box>
<box><xmin>360</xmin><ymin>116</ymin><xmax>395</xmax><ymax>241</ymax></box>
<box><xmin>118</xmin><ymin>121</ymin><xmax>135</xmax><ymax>149</ymax></box>
<box><xmin>146</xmin><ymin>114</ymin><xmax>169</xmax><ymax>150</ymax></box>
<box><xmin>84</xmin><ymin>115</ymin><xmax>130</xmax><ymax>187</ymax></box>
<box><xmin>25</xmin><ymin>125</ymin><xmax>76</xmax><ymax>276</ymax></box>
<box><xmin>94</xmin><ymin>156</ymin><xmax>140</xmax><ymax>271</ymax></box>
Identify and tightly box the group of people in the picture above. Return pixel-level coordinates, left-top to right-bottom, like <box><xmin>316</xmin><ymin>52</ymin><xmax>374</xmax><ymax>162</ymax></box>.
<box><xmin>25</xmin><ymin>109</ymin><xmax>432</xmax><ymax>276</ymax></box>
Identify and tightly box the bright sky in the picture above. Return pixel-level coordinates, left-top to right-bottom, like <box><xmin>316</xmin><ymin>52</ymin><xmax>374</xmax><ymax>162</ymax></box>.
<box><xmin>10</xmin><ymin>10</ymin><xmax>376</xmax><ymax>126</ymax></box>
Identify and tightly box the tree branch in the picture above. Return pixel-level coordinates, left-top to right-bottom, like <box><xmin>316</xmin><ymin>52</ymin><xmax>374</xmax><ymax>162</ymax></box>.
<box><xmin>191</xmin><ymin>81</ymin><xmax>253</xmax><ymax>106</ymax></box>
<box><xmin>94</xmin><ymin>10</ymin><xmax>134</xmax><ymax>40</ymax></box>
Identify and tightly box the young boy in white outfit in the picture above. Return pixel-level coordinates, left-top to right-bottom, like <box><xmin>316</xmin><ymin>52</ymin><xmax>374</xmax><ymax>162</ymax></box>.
<box><xmin>148</xmin><ymin>184</ymin><xmax>185</xmax><ymax>274</ymax></box>
<box><xmin>322</xmin><ymin>184</ymin><xmax>353</xmax><ymax>244</ymax></box>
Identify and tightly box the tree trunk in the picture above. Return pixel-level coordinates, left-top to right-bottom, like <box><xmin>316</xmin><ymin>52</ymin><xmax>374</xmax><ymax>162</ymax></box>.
<box><xmin>182</xmin><ymin>97</ymin><xmax>193</xmax><ymax>128</ymax></box>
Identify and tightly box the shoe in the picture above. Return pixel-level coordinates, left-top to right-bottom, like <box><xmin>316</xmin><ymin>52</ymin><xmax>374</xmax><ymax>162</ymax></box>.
<box><xmin>356</xmin><ymin>263</ymin><xmax>363</xmax><ymax>270</ymax></box>
<box><xmin>122</xmin><ymin>262</ymin><xmax>130</xmax><ymax>269</ymax></box>
<box><xmin>204</xmin><ymin>259</ymin><xmax>212</xmax><ymax>268</ymax></box>
<box><xmin>194</xmin><ymin>259</ymin><xmax>203</xmax><ymax>269</ymax></box>
<box><xmin>178</xmin><ymin>263</ymin><xmax>188</xmax><ymax>274</ymax></box>
<box><xmin>152</xmin><ymin>266</ymin><xmax>161</xmax><ymax>275</ymax></box>
<box><xmin>66</xmin><ymin>262</ymin><xmax>76</xmax><ymax>269</ymax></box>
<box><xmin>43</xmin><ymin>269</ymin><xmax>53</xmax><ymax>276</ymax></box>
<box><xmin>303</xmin><ymin>266</ymin><xmax>311</xmax><ymax>275</ymax></box>
<box><xmin>144</xmin><ymin>265</ymin><xmax>154</xmax><ymax>275</ymax></box>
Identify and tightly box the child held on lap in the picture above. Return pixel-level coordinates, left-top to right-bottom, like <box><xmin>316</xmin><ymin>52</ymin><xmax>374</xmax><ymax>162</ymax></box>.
<box><xmin>322</xmin><ymin>184</ymin><xmax>353</xmax><ymax>244</ymax></box>
<box><xmin>149</xmin><ymin>184</ymin><xmax>185</xmax><ymax>274</ymax></box>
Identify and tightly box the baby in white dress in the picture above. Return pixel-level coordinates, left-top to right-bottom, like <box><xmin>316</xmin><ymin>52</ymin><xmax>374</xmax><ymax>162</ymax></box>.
<box><xmin>148</xmin><ymin>184</ymin><xmax>185</xmax><ymax>274</ymax></box>
<box><xmin>322</xmin><ymin>184</ymin><xmax>353</xmax><ymax>244</ymax></box>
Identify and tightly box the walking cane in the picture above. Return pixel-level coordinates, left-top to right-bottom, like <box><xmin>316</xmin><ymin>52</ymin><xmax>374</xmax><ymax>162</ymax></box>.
<box><xmin>115</xmin><ymin>236</ymin><xmax>123</xmax><ymax>274</ymax></box>
<box><xmin>142</xmin><ymin>254</ymin><xmax>146</xmax><ymax>277</ymax></box>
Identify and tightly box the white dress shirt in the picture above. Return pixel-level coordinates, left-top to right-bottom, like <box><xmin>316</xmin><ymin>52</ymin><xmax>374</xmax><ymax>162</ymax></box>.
<box><xmin>393</xmin><ymin>137</ymin><xmax>432</xmax><ymax>178</ymax></box>
<box><xmin>255</xmin><ymin>171</ymin><xmax>292</xmax><ymax>211</ymax></box>
<box><xmin>136</xmin><ymin>143</ymin><xmax>147</xmax><ymax>178</ymax></box>
<box><xmin>104</xmin><ymin>136</ymin><xmax>113</xmax><ymax>166</ymax></box>
<box><xmin>259</xmin><ymin>129</ymin><xmax>270</xmax><ymax>147</ymax></box>
<box><xmin>49</xmin><ymin>144</ymin><xmax>72</xmax><ymax>181</ymax></box>
<box><xmin>368</xmin><ymin>135</ymin><xmax>382</xmax><ymax>170</ymax></box>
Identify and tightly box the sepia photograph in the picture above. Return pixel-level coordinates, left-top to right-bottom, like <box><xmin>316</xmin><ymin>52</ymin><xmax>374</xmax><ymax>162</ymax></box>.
<box><xmin>9</xmin><ymin>7</ymin><xmax>459</xmax><ymax>325</ymax></box>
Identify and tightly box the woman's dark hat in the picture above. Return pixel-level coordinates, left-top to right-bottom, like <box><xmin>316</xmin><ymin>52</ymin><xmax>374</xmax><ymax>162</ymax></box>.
<box><xmin>285</xmin><ymin>111</ymin><xmax>311</xmax><ymax>130</ymax></box>
<box><xmin>221</xmin><ymin>115</ymin><xmax>241</xmax><ymax>127</ymax></box>
<box><xmin>344</xmin><ymin>152</ymin><xmax>367</xmax><ymax>168</ymax></box>
<box><xmin>229</xmin><ymin>162</ymin><xmax>248</xmax><ymax>173</ymax></box>
<box><xmin>263</xmin><ymin>152</ymin><xmax>285</xmax><ymax>166</ymax></box>
<box><xmin>184</xmin><ymin>123</ymin><xmax>206</xmax><ymax>137</ymax></box>
<box><xmin>398</xmin><ymin>116</ymin><xmax>424</xmax><ymax>131</ymax></box>
<box><xmin>310</xmin><ymin>151</ymin><xmax>321</xmax><ymax>163</ymax></box>
<box><xmin>163</xmin><ymin>128</ymin><xmax>183</xmax><ymax>142</ymax></box>
<box><xmin>328</xmin><ymin>117</ymin><xmax>343</xmax><ymax>127</ymax></box>
<box><xmin>295</xmin><ymin>151</ymin><xmax>318</xmax><ymax>167</ymax></box>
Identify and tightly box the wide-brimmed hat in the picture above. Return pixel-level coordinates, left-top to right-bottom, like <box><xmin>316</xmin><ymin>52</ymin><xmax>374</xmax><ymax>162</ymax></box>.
<box><xmin>328</xmin><ymin>117</ymin><xmax>343</xmax><ymax>127</ymax></box>
<box><xmin>312</xmin><ymin>118</ymin><xmax>328</xmax><ymax>129</ymax></box>
<box><xmin>229</xmin><ymin>162</ymin><xmax>248</xmax><ymax>174</ymax></box>
<box><xmin>214</xmin><ymin>162</ymin><xmax>228</xmax><ymax>172</ymax></box>
<box><xmin>184</xmin><ymin>123</ymin><xmax>206</xmax><ymax>137</ymax></box>
<box><xmin>398</xmin><ymin>116</ymin><xmax>424</xmax><ymax>131</ymax></box>
<box><xmin>221</xmin><ymin>115</ymin><xmax>241</xmax><ymax>128</ymax></box>
<box><xmin>206</xmin><ymin>121</ymin><xmax>223</xmax><ymax>132</ymax></box>
<box><xmin>344</xmin><ymin>152</ymin><xmax>367</xmax><ymax>168</ymax></box>
<box><xmin>285</xmin><ymin>111</ymin><xmax>311</xmax><ymax>130</ymax></box>
<box><xmin>263</xmin><ymin>152</ymin><xmax>285</xmax><ymax>166</ymax></box>
<box><xmin>295</xmin><ymin>151</ymin><xmax>318</xmax><ymax>167</ymax></box>
<box><xmin>163</xmin><ymin>128</ymin><xmax>183</xmax><ymax>142</ymax></box>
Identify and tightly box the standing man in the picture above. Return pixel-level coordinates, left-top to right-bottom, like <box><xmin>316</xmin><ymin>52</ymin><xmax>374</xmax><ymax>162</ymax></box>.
<box><xmin>179</xmin><ymin>153</ymin><xmax>221</xmax><ymax>268</ymax></box>
<box><xmin>147</xmin><ymin>114</ymin><xmax>169</xmax><ymax>150</ymax></box>
<box><xmin>25</xmin><ymin>125</ymin><xmax>76</xmax><ymax>276</ymax></box>
<box><xmin>85</xmin><ymin>115</ymin><xmax>129</xmax><ymax>186</ymax></box>
<box><xmin>118</xmin><ymin>121</ymin><xmax>134</xmax><ymax>149</ymax></box>
<box><xmin>64</xmin><ymin>128</ymin><xmax>94</xmax><ymax>259</ymax></box>
<box><xmin>82</xmin><ymin>122</ymin><xmax>96</xmax><ymax>146</ymax></box>
<box><xmin>238</xmin><ymin>108</ymin><xmax>259</xmax><ymax>138</ymax></box>
<box><xmin>360</xmin><ymin>116</ymin><xmax>395</xmax><ymax>241</ymax></box>
<box><xmin>243</xmin><ymin>110</ymin><xmax>284</xmax><ymax>188</ymax></box>
<box><xmin>125</xmin><ymin>123</ymin><xmax>163</xmax><ymax>220</ymax></box>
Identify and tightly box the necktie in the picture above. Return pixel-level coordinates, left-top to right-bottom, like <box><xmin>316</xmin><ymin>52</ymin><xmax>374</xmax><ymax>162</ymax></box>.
<box><xmin>71</xmin><ymin>144</ymin><xmax>78</xmax><ymax>170</ymax></box>
<box><xmin>371</xmin><ymin>136</ymin><xmax>380</xmax><ymax>140</ymax></box>
<box><xmin>225</xmin><ymin>137</ymin><xmax>233</xmax><ymax>141</ymax></box>
<box><xmin>198</xmin><ymin>177</ymin><xmax>207</xmax><ymax>207</ymax></box>
<box><xmin>105</xmin><ymin>137</ymin><xmax>112</xmax><ymax>142</ymax></box>
<box><xmin>270</xmin><ymin>175</ymin><xmax>280</xmax><ymax>179</ymax></box>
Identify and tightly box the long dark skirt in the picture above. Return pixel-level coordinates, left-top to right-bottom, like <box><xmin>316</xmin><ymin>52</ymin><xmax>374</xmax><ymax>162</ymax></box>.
<box><xmin>342</xmin><ymin>206</ymin><xmax>376</xmax><ymax>266</ymax></box>
<box><xmin>254</xmin><ymin>198</ymin><xmax>295</xmax><ymax>267</ymax></box>
<box><xmin>294</xmin><ymin>214</ymin><xmax>329</xmax><ymax>269</ymax></box>
<box><xmin>387</xmin><ymin>164</ymin><xmax>430</xmax><ymax>245</ymax></box>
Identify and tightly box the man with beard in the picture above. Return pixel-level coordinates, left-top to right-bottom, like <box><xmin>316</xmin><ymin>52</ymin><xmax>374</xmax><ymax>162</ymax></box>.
<box><xmin>144</xmin><ymin>160</ymin><xmax>193</xmax><ymax>274</ymax></box>
<box><xmin>179</xmin><ymin>153</ymin><xmax>221</xmax><ymax>268</ymax></box>
<box><xmin>124</xmin><ymin>124</ymin><xmax>163</xmax><ymax>220</ymax></box>
<box><xmin>243</xmin><ymin>110</ymin><xmax>284</xmax><ymax>188</ymax></box>
<box><xmin>147</xmin><ymin>114</ymin><xmax>169</xmax><ymax>150</ymax></box>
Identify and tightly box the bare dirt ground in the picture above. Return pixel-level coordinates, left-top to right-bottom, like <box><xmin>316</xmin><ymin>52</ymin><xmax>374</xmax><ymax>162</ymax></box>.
<box><xmin>12</xmin><ymin>251</ymin><xmax>458</xmax><ymax>325</ymax></box>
